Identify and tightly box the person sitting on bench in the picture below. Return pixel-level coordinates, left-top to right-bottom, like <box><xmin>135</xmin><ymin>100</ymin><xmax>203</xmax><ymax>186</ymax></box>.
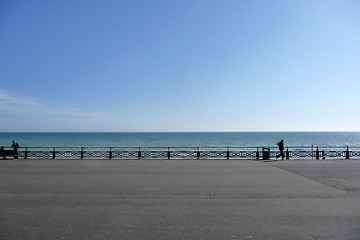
<box><xmin>0</xmin><ymin>146</ymin><xmax>6</xmax><ymax>159</ymax></box>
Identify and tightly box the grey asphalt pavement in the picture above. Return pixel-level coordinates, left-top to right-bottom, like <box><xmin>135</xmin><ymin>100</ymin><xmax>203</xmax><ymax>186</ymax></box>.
<box><xmin>0</xmin><ymin>159</ymin><xmax>360</xmax><ymax>240</ymax></box>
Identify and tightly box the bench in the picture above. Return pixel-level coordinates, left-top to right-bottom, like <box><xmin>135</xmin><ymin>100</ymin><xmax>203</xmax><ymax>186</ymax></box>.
<box><xmin>0</xmin><ymin>149</ymin><xmax>15</xmax><ymax>159</ymax></box>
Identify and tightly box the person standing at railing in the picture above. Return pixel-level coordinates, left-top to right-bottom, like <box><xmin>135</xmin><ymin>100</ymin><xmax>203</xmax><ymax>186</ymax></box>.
<box><xmin>11</xmin><ymin>141</ymin><xmax>20</xmax><ymax>159</ymax></box>
<box><xmin>276</xmin><ymin>139</ymin><xmax>285</xmax><ymax>160</ymax></box>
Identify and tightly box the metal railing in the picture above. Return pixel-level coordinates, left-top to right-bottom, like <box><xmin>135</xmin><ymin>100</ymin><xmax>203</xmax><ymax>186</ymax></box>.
<box><xmin>1</xmin><ymin>146</ymin><xmax>359</xmax><ymax>160</ymax></box>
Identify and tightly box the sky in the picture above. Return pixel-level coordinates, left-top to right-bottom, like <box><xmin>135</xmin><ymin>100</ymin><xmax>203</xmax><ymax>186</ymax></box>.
<box><xmin>1</xmin><ymin>0</ymin><xmax>360</xmax><ymax>132</ymax></box>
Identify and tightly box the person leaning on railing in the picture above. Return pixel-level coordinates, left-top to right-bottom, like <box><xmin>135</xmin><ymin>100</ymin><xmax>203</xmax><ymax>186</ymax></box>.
<box><xmin>11</xmin><ymin>141</ymin><xmax>20</xmax><ymax>159</ymax></box>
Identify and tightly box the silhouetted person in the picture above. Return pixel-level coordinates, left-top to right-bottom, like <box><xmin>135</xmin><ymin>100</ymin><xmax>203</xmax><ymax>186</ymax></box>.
<box><xmin>0</xmin><ymin>146</ymin><xmax>6</xmax><ymax>160</ymax></box>
<box><xmin>11</xmin><ymin>141</ymin><xmax>20</xmax><ymax>159</ymax></box>
<box><xmin>276</xmin><ymin>139</ymin><xmax>285</xmax><ymax>160</ymax></box>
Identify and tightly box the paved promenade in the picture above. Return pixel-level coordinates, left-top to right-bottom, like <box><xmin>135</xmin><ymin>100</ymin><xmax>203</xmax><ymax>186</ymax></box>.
<box><xmin>0</xmin><ymin>159</ymin><xmax>360</xmax><ymax>240</ymax></box>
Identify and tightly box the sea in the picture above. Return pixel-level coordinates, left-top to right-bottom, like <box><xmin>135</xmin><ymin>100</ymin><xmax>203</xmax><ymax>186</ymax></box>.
<box><xmin>1</xmin><ymin>132</ymin><xmax>360</xmax><ymax>148</ymax></box>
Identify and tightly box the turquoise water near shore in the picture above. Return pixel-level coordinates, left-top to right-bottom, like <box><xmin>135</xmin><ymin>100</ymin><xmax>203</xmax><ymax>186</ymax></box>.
<box><xmin>1</xmin><ymin>132</ymin><xmax>360</xmax><ymax>147</ymax></box>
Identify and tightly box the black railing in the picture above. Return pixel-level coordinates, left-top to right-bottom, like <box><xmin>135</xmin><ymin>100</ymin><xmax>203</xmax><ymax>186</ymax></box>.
<box><xmin>1</xmin><ymin>146</ymin><xmax>359</xmax><ymax>160</ymax></box>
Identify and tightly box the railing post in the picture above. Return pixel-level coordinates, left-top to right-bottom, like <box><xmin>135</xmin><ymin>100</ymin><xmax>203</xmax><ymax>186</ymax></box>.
<box><xmin>109</xmin><ymin>147</ymin><xmax>112</xmax><ymax>159</ymax></box>
<box><xmin>81</xmin><ymin>147</ymin><xmax>84</xmax><ymax>159</ymax></box>
<box><xmin>138</xmin><ymin>147</ymin><xmax>141</xmax><ymax>159</ymax></box>
<box><xmin>346</xmin><ymin>146</ymin><xmax>350</xmax><ymax>159</ymax></box>
<box><xmin>167</xmin><ymin>147</ymin><xmax>170</xmax><ymax>159</ymax></box>
<box><xmin>197</xmin><ymin>147</ymin><xmax>200</xmax><ymax>160</ymax></box>
<box><xmin>53</xmin><ymin>147</ymin><xmax>56</xmax><ymax>159</ymax></box>
<box><xmin>25</xmin><ymin>147</ymin><xmax>28</xmax><ymax>159</ymax></box>
<box><xmin>226</xmin><ymin>147</ymin><xmax>230</xmax><ymax>159</ymax></box>
<box><xmin>256</xmin><ymin>147</ymin><xmax>259</xmax><ymax>160</ymax></box>
<box><xmin>316</xmin><ymin>146</ymin><xmax>319</xmax><ymax>160</ymax></box>
<box><xmin>286</xmin><ymin>147</ymin><xmax>289</xmax><ymax>160</ymax></box>
<box><xmin>322</xmin><ymin>150</ymin><xmax>325</xmax><ymax>159</ymax></box>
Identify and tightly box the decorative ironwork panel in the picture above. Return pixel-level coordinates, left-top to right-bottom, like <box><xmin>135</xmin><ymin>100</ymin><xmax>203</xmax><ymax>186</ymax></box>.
<box><xmin>270</xmin><ymin>151</ymin><xmax>277</xmax><ymax>158</ymax></box>
<box><xmin>84</xmin><ymin>151</ymin><xmax>109</xmax><ymax>158</ymax></box>
<box><xmin>141</xmin><ymin>151</ymin><xmax>168</xmax><ymax>158</ymax></box>
<box><xmin>247</xmin><ymin>151</ymin><xmax>256</xmax><ymax>158</ymax></box>
<box><xmin>119</xmin><ymin>151</ymin><xmax>139</xmax><ymax>158</ymax></box>
<box><xmin>112</xmin><ymin>151</ymin><xmax>139</xmax><ymax>158</ymax></box>
<box><xmin>324</xmin><ymin>151</ymin><xmax>344</xmax><ymax>158</ymax></box>
<box><xmin>201</xmin><ymin>151</ymin><xmax>227</xmax><ymax>158</ymax></box>
<box><xmin>291</xmin><ymin>151</ymin><xmax>312</xmax><ymax>158</ymax></box>
<box><xmin>352</xmin><ymin>151</ymin><xmax>360</xmax><ymax>157</ymax></box>
<box><xmin>230</xmin><ymin>151</ymin><xmax>241</xmax><ymax>158</ymax></box>
<box><xmin>112</xmin><ymin>151</ymin><xmax>124</xmax><ymax>158</ymax></box>
<box><xmin>27</xmin><ymin>151</ymin><xmax>53</xmax><ymax>158</ymax></box>
<box><xmin>57</xmin><ymin>151</ymin><xmax>81</xmax><ymax>158</ymax></box>
<box><xmin>157</xmin><ymin>151</ymin><xmax>168</xmax><ymax>158</ymax></box>
<box><xmin>229</xmin><ymin>151</ymin><xmax>257</xmax><ymax>158</ymax></box>
<box><xmin>171</xmin><ymin>151</ymin><xmax>197</xmax><ymax>158</ymax></box>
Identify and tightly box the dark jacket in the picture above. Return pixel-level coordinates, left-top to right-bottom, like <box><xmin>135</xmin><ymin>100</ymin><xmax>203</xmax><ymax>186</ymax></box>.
<box><xmin>278</xmin><ymin>141</ymin><xmax>284</xmax><ymax>151</ymax></box>
<box><xmin>12</xmin><ymin>143</ymin><xmax>20</xmax><ymax>150</ymax></box>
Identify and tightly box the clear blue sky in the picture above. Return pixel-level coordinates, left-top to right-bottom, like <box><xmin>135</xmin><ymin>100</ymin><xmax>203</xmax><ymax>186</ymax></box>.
<box><xmin>1</xmin><ymin>0</ymin><xmax>359</xmax><ymax>132</ymax></box>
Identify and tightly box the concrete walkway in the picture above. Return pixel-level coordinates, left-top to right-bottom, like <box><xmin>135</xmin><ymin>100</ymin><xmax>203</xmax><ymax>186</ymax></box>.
<box><xmin>0</xmin><ymin>159</ymin><xmax>360</xmax><ymax>239</ymax></box>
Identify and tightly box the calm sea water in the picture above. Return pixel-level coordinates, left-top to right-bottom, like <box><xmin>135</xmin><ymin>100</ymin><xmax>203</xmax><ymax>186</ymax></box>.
<box><xmin>1</xmin><ymin>132</ymin><xmax>360</xmax><ymax>147</ymax></box>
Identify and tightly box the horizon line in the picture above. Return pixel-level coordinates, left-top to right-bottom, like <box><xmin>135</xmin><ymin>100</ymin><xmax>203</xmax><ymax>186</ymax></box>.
<box><xmin>2</xmin><ymin>131</ymin><xmax>360</xmax><ymax>133</ymax></box>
